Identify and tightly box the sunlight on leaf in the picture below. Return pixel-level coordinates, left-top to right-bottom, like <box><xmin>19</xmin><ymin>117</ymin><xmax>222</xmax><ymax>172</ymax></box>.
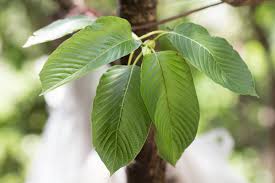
<box><xmin>23</xmin><ymin>15</ymin><xmax>95</xmax><ymax>47</ymax></box>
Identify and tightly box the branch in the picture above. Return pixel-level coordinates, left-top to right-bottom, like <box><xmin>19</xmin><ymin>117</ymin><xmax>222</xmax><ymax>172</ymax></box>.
<box><xmin>133</xmin><ymin>1</ymin><xmax>224</xmax><ymax>31</ymax></box>
<box><xmin>222</xmin><ymin>0</ymin><xmax>264</xmax><ymax>6</ymax></box>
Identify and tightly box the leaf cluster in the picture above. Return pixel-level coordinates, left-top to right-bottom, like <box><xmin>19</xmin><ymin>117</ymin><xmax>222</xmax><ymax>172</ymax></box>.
<box><xmin>24</xmin><ymin>15</ymin><xmax>257</xmax><ymax>173</ymax></box>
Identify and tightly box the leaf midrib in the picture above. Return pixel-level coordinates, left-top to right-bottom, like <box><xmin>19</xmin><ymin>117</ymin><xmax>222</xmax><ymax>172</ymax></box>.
<box><xmin>169</xmin><ymin>32</ymin><xmax>212</xmax><ymax>56</ymax></box>
<box><xmin>169</xmin><ymin>31</ymin><xmax>233</xmax><ymax>87</ymax></box>
<box><xmin>41</xmin><ymin>37</ymin><xmax>137</xmax><ymax>94</ymax></box>
<box><xmin>153</xmin><ymin>53</ymin><xmax>175</xmax><ymax>162</ymax></box>
<box><xmin>111</xmin><ymin>66</ymin><xmax>135</xmax><ymax>172</ymax></box>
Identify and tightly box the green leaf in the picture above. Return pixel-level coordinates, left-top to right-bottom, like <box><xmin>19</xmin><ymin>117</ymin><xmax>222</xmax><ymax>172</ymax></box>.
<box><xmin>23</xmin><ymin>15</ymin><xmax>95</xmax><ymax>47</ymax></box>
<box><xmin>39</xmin><ymin>16</ymin><xmax>141</xmax><ymax>94</ymax></box>
<box><xmin>167</xmin><ymin>23</ymin><xmax>257</xmax><ymax>96</ymax></box>
<box><xmin>141</xmin><ymin>51</ymin><xmax>200</xmax><ymax>165</ymax></box>
<box><xmin>92</xmin><ymin>65</ymin><xmax>151</xmax><ymax>174</ymax></box>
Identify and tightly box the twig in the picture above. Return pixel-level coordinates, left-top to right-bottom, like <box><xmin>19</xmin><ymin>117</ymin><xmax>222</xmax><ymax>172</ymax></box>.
<box><xmin>223</xmin><ymin>0</ymin><xmax>264</xmax><ymax>6</ymax></box>
<box><xmin>133</xmin><ymin>1</ymin><xmax>224</xmax><ymax>31</ymax></box>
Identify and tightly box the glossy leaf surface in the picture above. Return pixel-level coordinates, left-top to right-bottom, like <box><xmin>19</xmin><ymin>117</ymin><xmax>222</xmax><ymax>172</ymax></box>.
<box><xmin>39</xmin><ymin>16</ymin><xmax>141</xmax><ymax>94</ymax></box>
<box><xmin>167</xmin><ymin>23</ymin><xmax>257</xmax><ymax>96</ymax></box>
<box><xmin>141</xmin><ymin>51</ymin><xmax>200</xmax><ymax>165</ymax></box>
<box><xmin>23</xmin><ymin>15</ymin><xmax>95</xmax><ymax>47</ymax></box>
<box><xmin>92</xmin><ymin>65</ymin><xmax>151</xmax><ymax>173</ymax></box>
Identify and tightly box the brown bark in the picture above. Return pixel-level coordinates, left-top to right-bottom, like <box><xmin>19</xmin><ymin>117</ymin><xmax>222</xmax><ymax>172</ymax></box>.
<box><xmin>117</xmin><ymin>0</ymin><xmax>158</xmax><ymax>65</ymax></box>
<box><xmin>127</xmin><ymin>129</ymin><xmax>166</xmax><ymax>183</ymax></box>
<box><xmin>133</xmin><ymin>1</ymin><xmax>223</xmax><ymax>31</ymax></box>
<box><xmin>118</xmin><ymin>0</ymin><xmax>157</xmax><ymax>36</ymax></box>
<box><xmin>117</xmin><ymin>0</ymin><xmax>167</xmax><ymax>183</ymax></box>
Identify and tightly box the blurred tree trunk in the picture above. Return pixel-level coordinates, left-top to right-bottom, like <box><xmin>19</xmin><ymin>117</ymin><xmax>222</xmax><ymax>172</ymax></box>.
<box><xmin>117</xmin><ymin>1</ymin><xmax>167</xmax><ymax>183</ymax></box>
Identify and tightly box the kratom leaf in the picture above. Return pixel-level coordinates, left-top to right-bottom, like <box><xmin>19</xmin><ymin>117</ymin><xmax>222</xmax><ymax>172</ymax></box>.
<box><xmin>92</xmin><ymin>65</ymin><xmax>151</xmax><ymax>174</ymax></box>
<box><xmin>39</xmin><ymin>16</ymin><xmax>141</xmax><ymax>94</ymax></box>
<box><xmin>23</xmin><ymin>15</ymin><xmax>95</xmax><ymax>47</ymax></box>
<box><xmin>167</xmin><ymin>23</ymin><xmax>257</xmax><ymax>96</ymax></box>
<box><xmin>141</xmin><ymin>51</ymin><xmax>200</xmax><ymax>165</ymax></box>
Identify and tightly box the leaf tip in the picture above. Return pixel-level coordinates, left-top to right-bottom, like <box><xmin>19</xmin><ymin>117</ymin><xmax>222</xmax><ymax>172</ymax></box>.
<box><xmin>39</xmin><ymin>86</ymin><xmax>50</xmax><ymax>96</ymax></box>
<box><xmin>109</xmin><ymin>166</ymin><xmax>119</xmax><ymax>176</ymax></box>
<box><xmin>109</xmin><ymin>170</ymin><xmax>115</xmax><ymax>176</ymax></box>
<box><xmin>250</xmin><ymin>89</ymin><xmax>259</xmax><ymax>98</ymax></box>
<box><xmin>24</xmin><ymin>34</ymin><xmax>41</xmax><ymax>48</ymax></box>
<box><xmin>170</xmin><ymin>157</ymin><xmax>179</xmax><ymax>167</ymax></box>
<box><xmin>159</xmin><ymin>152</ymin><xmax>178</xmax><ymax>167</ymax></box>
<box><xmin>39</xmin><ymin>91</ymin><xmax>45</xmax><ymax>96</ymax></box>
<box><xmin>22</xmin><ymin>38</ymin><xmax>32</xmax><ymax>48</ymax></box>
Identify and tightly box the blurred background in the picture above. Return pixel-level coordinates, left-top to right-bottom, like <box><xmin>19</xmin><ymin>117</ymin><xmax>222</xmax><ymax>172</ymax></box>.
<box><xmin>0</xmin><ymin>0</ymin><xmax>275</xmax><ymax>183</ymax></box>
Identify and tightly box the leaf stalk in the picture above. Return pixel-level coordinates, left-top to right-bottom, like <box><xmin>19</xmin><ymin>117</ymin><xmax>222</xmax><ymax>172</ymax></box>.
<box><xmin>132</xmin><ymin>52</ymin><xmax>143</xmax><ymax>66</ymax></box>
<box><xmin>139</xmin><ymin>30</ymin><xmax>167</xmax><ymax>40</ymax></box>
<box><xmin>128</xmin><ymin>51</ymin><xmax>135</xmax><ymax>65</ymax></box>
